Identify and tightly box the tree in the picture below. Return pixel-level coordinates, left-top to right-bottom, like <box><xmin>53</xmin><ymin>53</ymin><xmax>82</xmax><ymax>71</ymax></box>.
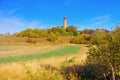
<box><xmin>51</xmin><ymin>26</ymin><xmax>66</xmax><ymax>36</ymax></box>
<box><xmin>16</xmin><ymin>28</ymin><xmax>34</xmax><ymax>37</ymax></box>
<box><xmin>82</xmin><ymin>29</ymin><xmax>94</xmax><ymax>34</ymax></box>
<box><xmin>66</xmin><ymin>25</ymin><xmax>78</xmax><ymax>36</ymax></box>
<box><xmin>33</xmin><ymin>28</ymin><xmax>44</xmax><ymax>37</ymax></box>
<box><xmin>91</xmin><ymin>30</ymin><xmax>107</xmax><ymax>44</ymax></box>
<box><xmin>87</xmin><ymin>27</ymin><xmax>120</xmax><ymax>80</ymax></box>
<box><xmin>16</xmin><ymin>28</ymin><xmax>46</xmax><ymax>38</ymax></box>
<box><xmin>47</xmin><ymin>32</ymin><xmax>59</xmax><ymax>42</ymax></box>
<box><xmin>70</xmin><ymin>34</ymin><xmax>91</xmax><ymax>44</ymax></box>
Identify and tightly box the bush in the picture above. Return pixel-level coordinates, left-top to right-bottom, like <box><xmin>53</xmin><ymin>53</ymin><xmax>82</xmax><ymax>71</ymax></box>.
<box><xmin>91</xmin><ymin>30</ymin><xmax>107</xmax><ymax>44</ymax></box>
<box><xmin>86</xmin><ymin>27</ymin><xmax>120</xmax><ymax>80</ymax></box>
<box><xmin>26</xmin><ymin>38</ymin><xmax>37</xmax><ymax>44</ymax></box>
<box><xmin>47</xmin><ymin>33</ymin><xmax>59</xmax><ymax>42</ymax></box>
<box><xmin>70</xmin><ymin>35</ymin><xmax>91</xmax><ymax>44</ymax></box>
<box><xmin>73</xmin><ymin>31</ymin><xmax>78</xmax><ymax>36</ymax></box>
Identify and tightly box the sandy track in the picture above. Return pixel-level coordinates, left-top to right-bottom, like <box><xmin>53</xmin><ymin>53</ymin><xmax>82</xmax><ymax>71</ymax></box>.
<box><xmin>77</xmin><ymin>45</ymin><xmax>89</xmax><ymax>62</ymax></box>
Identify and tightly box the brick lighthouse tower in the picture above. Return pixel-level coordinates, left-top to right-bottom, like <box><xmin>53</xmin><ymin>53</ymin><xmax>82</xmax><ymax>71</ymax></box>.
<box><xmin>63</xmin><ymin>17</ymin><xmax>67</xmax><ymax>29</ymax></box>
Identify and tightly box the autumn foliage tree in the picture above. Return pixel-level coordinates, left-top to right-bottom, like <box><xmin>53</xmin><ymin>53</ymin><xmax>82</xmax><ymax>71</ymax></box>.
<box><xmin>70</xmin><ymin>34</ymin><xmax>92</xmax><ymax>44</ymax></box>
<box><xmin>66</xmin><ymin>25</ymin><xmax>78</xmax><ymax>36</ymax></box>
<box><xmin>86</xmin><ymin>27</ymin><xmax>120</xmax><ymax>80</ymax></box>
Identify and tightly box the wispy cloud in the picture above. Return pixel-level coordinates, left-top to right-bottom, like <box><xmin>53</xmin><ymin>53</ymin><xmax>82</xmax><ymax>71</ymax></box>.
<box><xmin>0</xmin><ymin>9</ymin><xmax>49</xmax><ymax>34</ymax></box>
<box><xmin>77</xmin><ymin>15</ymin><xmax>114</xmax><ymax>30</ymax></box>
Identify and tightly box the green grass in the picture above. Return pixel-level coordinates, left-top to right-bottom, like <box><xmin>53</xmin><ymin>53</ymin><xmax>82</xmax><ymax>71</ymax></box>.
<box><xmin>0</xmin><ymin>45</ymin><xmax>80</xmax><ymax>64</ymax></box>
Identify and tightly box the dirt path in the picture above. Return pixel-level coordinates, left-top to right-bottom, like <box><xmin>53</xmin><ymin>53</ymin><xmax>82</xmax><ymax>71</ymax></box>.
<box><xmin>68</xmin><ymin>44</ymin><xmax>89</xmax><ymax>64</ymax></box>
<box><xmin>79</xmin><ymin>45</ymin><xmax>88</xmax><ymax>60</ymax></box>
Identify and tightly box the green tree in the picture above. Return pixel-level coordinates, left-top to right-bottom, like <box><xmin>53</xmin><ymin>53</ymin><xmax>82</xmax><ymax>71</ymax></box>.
<box><xmin>92</xmin><ymin>30</ymin><xmax>107</xmax><ymax>44</ymax></box>
<box><xmin>66</xmin><ymin>25</ymin><xmax>78</xmax><ymax>36</ymax></box>
<box><xmin>33</xmin><ymin>28</ymin><xmax>44</xmax><ymax>37</ymax></box>
<box><xmin>47</xmin><ymin>32</ymin><xmax>59</xmax><ymax>42</ymax></box>
<box><xmin>16</xmin><ymin>28</ymin><xmax>34</xmax><ymax>37</ymax></box>
<box><xmin>16</xmin><ymin>28</ymin><xmax>46</xmax><ymax>38</ymax></box>
<box><xmin>70</xmin><ymin>34</ymin><xmax>92</xmax><ymax>44</ymax></box>
<box><xmin>87</xmin><ymin>27</ymin><xmax>120</xmax><ymax>80</ymax></box>
<box><xmin>51</xmin><ymin>26</ymin><xmax>66</xmax><ymax>36</ymax></box>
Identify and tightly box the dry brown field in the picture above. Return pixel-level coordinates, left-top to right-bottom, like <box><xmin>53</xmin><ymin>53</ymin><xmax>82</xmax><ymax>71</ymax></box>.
<box><xmin>0</xmin><ymin>36</ymin><xmax>88</xmax><ymax>80</ymax></box>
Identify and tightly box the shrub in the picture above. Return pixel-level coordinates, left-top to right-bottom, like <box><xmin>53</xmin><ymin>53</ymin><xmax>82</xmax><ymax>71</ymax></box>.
<box><xmin>70</xmin><ymin>35</ymin><xmax>91</xmax><ymax>44</ymax></box>
<box><xmin>47</xmin><ymin>33</ymin><xmax>59</xmax><ymax>42</ymax></box>
<box><xmin>26</xmin><ymin>38</ymin><xmax>37</xmax><ymax>44</ymax></box>
<box><xmin>91</xmin><ymin>30</ymin><xmax>107</xmax><ymax>44</ymax></box>
<box><xmin>73</xmin><ymin>31</ymin><xmax>78</xmax><ymax>36</ymax></box>
<box><xmin>66</xmin><ymin>26</ymin><xmax>77</xmax><ymax>33</ymax></box>
<box><xmin>86</xmin><ymin>27</ymin><xmax>120</xmax><ymax>80</ymax></box>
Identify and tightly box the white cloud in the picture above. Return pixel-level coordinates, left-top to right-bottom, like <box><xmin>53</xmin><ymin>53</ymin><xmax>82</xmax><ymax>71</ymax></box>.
<box><xmin>0</xmin><ymin>16</ymin><xmax>25</xmax><ymax>34</ymax></box>
<box><xmin>77</xmin><ymin>15</ymin><xmax>113</xmax><ymax>30</ymax></box>
<box><xmin>0</xmin><ymin>9</ymin><xmax>49</xmax><ymax>34</ymax></box>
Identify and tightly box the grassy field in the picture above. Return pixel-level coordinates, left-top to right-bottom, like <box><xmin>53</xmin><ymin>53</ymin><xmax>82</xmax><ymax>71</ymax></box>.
<box><xmin>0</xmin><ymin>44</ymin><xmax>61</xmax><ymax>57</ymax></box>
<box><xmin>0</xmin><ymin>44</ymin><xmax>88</xmax><ymax>80</ymax></box>
<box><xmin>0</xmin><ymin>45</ymin><xmax>80</xmax><ymax>63</ymax></box>
<box><xmin>0</xmin><ymin>36</ymin><xmax>73</xmax><ymax>44</ymax></box>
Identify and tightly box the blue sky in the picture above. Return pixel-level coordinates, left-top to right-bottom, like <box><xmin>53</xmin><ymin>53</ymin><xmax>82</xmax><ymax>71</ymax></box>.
<box><xmin>0</xmin><ymin>0</ymin><xmax>120</xmax><ymax>33</ymax></box>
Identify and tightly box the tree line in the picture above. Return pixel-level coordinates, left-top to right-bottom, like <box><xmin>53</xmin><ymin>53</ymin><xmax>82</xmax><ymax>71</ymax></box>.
<box><xmin>15</xmin><ymin>25</ymin><xmax>110</xmax><ymax>43</ymax></box>
<box><xmin>16</xmin><ymin>26</ymin><xmax>78</xmax><ymax>37</ymax></box>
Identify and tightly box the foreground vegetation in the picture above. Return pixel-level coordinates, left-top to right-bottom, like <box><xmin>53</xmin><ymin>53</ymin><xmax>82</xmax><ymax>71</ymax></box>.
<box><xmin>0</xmin><ymin>63</ymin><xmax>65</xmax><ymax>80</ymax></box>
<box><xmin>86</xmin><ymin>27</ymin><xmax>120</xmax><ymax>80</ymax></box>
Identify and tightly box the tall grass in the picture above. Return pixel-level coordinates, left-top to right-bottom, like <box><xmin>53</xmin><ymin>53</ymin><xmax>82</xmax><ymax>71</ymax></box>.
<box><xmin>0</xmin><ymin>63</ymin><xmax>65</xmax><ymax>80</ymax></box>
<box><xmin>0</xmin><ymin>45</ymin><xmax>80</xmax><ymax>64</ymax></box>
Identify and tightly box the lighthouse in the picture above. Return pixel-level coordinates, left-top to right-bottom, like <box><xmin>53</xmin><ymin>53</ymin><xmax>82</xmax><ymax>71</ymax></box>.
<box><xmin>63</xmin><ymin>17</ymin><xmax>67</xmax><ymax>29</ymax></box>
